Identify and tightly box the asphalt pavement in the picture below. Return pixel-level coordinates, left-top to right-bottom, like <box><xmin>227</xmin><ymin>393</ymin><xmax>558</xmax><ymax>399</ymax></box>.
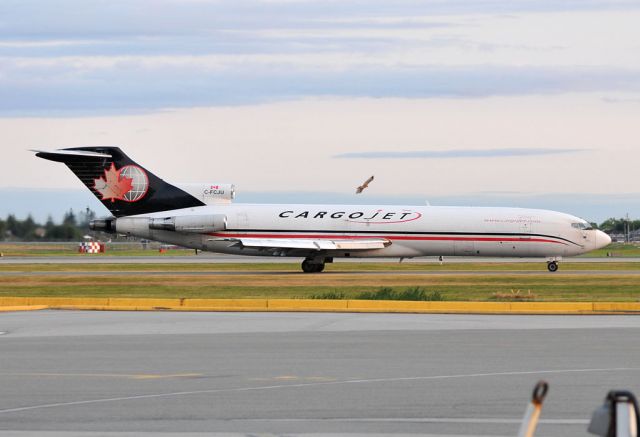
<box><xmin>0</xmin><ymin>311</ymin><xmax>639</xmax><ymax>437</ymax></box>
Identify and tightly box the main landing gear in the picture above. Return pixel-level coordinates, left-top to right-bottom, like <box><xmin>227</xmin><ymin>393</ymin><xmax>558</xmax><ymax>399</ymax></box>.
<box><xmin>547</xmin><ymin>261</ymin><xmax>559</xmax><ymax>272</ymax></box>
<box><xmin>301</xmin><ymin>257</ymin><xmax>333</xmax><ymax>273</ymax></box>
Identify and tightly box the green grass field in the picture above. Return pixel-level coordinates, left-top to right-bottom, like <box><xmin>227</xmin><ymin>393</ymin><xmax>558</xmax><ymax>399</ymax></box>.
<box><xmin>2</xmin><ymin>242</ymin><xmax>640</xmax><ymax>303</ymax></box>
<box><xmin>1</xmin><ymin>262</ymin><xmax>639</xmax><ymax>302</ymax></box>
<box><xmin>580</xmin><ymin>242</ymin><xmax>640</xmax><ymax>257</ymax></box>
<box><xmin>2</xmin><ymin>242</ymin><xmax>640</xmax><ymax>258</ymax></box>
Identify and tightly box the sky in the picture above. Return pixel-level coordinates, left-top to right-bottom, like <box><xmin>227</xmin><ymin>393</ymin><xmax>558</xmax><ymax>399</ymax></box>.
<box><xmin>1</xmin><ymin>0</ymin><xmax>639</xmax><ymax>222</ymax></box>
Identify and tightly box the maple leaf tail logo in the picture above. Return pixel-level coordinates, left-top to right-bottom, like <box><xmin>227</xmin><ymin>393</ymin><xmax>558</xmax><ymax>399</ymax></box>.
<box><xmin>93</xmin><ymin>163</ymin><xmax>135</xmax><ymax>203</ymax></box>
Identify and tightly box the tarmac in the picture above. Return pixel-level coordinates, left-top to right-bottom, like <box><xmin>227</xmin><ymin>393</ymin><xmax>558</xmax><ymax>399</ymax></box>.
<box><xmin>1</xmin><ymin>254</ymin><xmax>639</xmax><ymax>264</ymax></box>
<box><xmin>0</xmin><ymin>311</ymin><xmax>639</xmax><ymax>437</ymax></box>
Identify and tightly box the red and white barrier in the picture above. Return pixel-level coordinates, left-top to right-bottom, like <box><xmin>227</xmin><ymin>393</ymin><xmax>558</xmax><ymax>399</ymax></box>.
<box><xmin>78</xmin><ymin>242</ymin><xmax>105</xmax><ymax>254</ymax></box>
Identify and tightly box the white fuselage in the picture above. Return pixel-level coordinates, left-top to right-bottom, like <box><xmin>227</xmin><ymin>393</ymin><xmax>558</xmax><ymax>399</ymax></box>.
<box><xmin>124</xmin><ymin>203</ymin><xmax>611</xmax><ymax>259</ymax></box>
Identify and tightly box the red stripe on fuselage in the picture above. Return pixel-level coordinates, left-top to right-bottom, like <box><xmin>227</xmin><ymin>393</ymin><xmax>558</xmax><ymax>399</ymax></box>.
<box><xmin>208</xmin><ymin>232</ymin><xmax>568</xmax><ymax>245</ymax></box>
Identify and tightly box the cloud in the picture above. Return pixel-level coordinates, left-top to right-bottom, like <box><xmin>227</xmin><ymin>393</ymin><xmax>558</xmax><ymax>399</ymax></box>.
<box><xmin>0</xmin><ymin>1</ymin><xmax>639</xmax><ymax>115</ymax></box>
<box><xmin>334</xmin><ymin>148</ymin><xmax>587</xmax><ymax>159</ymax></box>
<box><xmin>2</xmin><ymin>63</ymin><xmax>640</xmax><ymax>115</ymax></box>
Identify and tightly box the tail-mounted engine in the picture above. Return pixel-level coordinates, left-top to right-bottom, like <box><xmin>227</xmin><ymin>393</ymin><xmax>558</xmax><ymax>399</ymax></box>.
<box><xmin>148</xmin><ymin>214</ymin><xmax>227</xmax><ymax>233</ymax></box>
<box><xmin>92</xmin><ymin>214</ymin><xmax>227</xmax><ymax>237</ymax></box>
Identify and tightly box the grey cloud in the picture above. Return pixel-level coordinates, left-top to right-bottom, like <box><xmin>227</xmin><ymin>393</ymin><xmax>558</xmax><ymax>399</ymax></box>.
<box><xmin>1</xmin><ymin>0</ymin><xmax>637</xmax><ymax>41</ymax></box>
<box><xmin>0</xmin><ymin>0</ymin><xmax>639</xmax><ymax>115</ymax></box>
<box><xmin>334</xmin><ymin>148</ymin><xmax>588</xmax><ymax>159</ymax></box>
<box><xmin>602</xmin><ymin>97</ymin><xmax>640</xmax><ymax>104</ymax></box>
<box><xmin>2</xmin><ymin>65</ymin><xmax>640</xmax><ymax>116</ymax></box>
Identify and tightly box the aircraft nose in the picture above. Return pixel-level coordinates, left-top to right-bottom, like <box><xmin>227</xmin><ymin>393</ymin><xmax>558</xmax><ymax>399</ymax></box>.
<box><xmin>595</xmin><ymin>230</ymin><xmax>612</xmax><ymax>249</ymax></box>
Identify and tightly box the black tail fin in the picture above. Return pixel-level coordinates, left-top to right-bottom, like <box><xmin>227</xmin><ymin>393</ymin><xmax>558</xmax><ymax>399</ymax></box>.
<box><xmin>35</xmin><ymin>147</ymin><xmax>205</xmax><ymax>217</ymax></box>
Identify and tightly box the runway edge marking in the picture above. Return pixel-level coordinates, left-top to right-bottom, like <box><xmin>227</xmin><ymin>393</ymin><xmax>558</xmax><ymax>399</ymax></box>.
<box><xmin>1</xmin><ymin>297</ymin><xmax>640</xmax><ymax>314</ymax></box>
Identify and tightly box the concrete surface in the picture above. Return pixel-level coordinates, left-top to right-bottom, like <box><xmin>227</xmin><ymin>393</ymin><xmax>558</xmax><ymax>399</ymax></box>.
<box><xmin>0</xmin><ymin>312</ymin><xmax>639</xmax><ymax>436</ymax></box>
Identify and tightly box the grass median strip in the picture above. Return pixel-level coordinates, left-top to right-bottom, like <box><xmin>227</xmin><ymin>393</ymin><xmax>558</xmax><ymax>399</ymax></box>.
<box><xmin>1</xmin><ymin>269</ymin><xmax>639</xmax><ymax>301</ymax></box>
<box><xmin>2</xmin><ymin>262</ymin><xmax>640</xmax><ymax>273</ymax></box>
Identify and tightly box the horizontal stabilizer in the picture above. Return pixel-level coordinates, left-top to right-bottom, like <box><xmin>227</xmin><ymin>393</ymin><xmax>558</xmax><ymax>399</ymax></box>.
<box><xmin>32</xmin><ymin>149</ymin><xmax>112</xmax><ymax>161</ymax></box>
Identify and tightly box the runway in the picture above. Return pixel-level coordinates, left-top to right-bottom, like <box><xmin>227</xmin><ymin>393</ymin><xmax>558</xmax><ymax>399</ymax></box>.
<box><xmin>0</xmin><ymin>311</ymin><xmax>639</xmax><ymax>436</ymax></box>
<box><xmin>2</xmin><ymin>254</ymin><xmax>639</xmax><ymax>264</ymax></box>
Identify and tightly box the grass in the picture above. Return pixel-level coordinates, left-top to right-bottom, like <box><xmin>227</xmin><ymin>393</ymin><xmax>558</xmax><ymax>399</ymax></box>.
<box><xmin>356</xmin><ymin>287</ymin><xmax>445</xmax><ymax>301</ymax></box>
<box><xmin>311</xmin><ymin>287</ymin><xmax>445</xmax><ymax>301</ymax></box>
<box><xmin>2</xmin><ymin>261</ymin><xmax>640</xmax><ymax>273</ymax></box>
<box><xmin>579</xmin><ymin>242</ymin><xmax>640</xmax><ymax>258</ymax></box>
<box><xmin>2</xmin><ymin>243</ymin><xmax>640</xmax><ymax>302</ymax></box>
<box><xmin>1</xmin><ymin>265</ymin><xmax>639</xmax><ymax>301</ymax></box>
<box><xmin>2</xmin><ymin>242</ymin><xmax>640</xmax><ymax>258</ymax></box>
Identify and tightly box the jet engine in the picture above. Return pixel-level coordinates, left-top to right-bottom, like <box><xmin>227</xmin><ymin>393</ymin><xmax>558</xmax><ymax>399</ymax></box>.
<box><xmin>148</xmin><ymin>214</ymin><xmax>227</xmax><ymax>233</ymax></box>
<box><xmin>91</xmin><ymin>214</ymin><xmax>227</xmax><ymax>237</ymax></box>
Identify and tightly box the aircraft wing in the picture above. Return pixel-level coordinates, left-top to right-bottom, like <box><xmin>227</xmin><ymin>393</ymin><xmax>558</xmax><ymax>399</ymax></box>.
<box><xmin>209</xmin><ymin>237</ymin><xmax>391</xmax><ymax>252</ymax></box>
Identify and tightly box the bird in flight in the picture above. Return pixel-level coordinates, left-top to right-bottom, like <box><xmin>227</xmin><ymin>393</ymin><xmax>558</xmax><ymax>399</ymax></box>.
<box><xmin>356</xmin><ymin>175</ymin><xmax>374</xmax><ymax>194</ymax></box>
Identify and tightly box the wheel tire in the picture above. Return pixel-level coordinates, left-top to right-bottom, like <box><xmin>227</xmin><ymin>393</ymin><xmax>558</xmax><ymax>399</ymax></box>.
<box><xmin>301</xmin><ymin>260</ymin><xmax>315</xmax><ymax>273</ymax></box>
<box><xmin>301</xmin><ymin>260</ymin><xmax>325</xmax><ymax>273</ymax></box>
<box><xmin>547</xmin><ymin>261</ymin><xmax>558</xmax><ymax>272</ymax></box>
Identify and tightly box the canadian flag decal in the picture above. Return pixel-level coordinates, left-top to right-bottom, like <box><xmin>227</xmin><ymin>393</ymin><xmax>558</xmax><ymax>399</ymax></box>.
<box><xmin>93</xmin><ymin>163</ymin><xmax>148</xmax><ymax>203</ymax></box>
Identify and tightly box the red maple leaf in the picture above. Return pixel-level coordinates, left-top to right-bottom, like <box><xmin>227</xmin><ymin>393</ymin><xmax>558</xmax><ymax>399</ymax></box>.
<box><xmin>92</xmin><ymin>163</ymin><xmax>134</xmax><ymax>202</ymax></box>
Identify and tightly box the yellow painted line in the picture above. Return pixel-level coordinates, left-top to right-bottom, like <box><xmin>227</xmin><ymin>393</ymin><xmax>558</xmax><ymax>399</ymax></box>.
<box><xmin>129</xmin><ymin>373</ymin><xmax>202</xmax><ymax>380</ymax></box>
<box><xmin>593</xmin><ymin>302</ymin><xmax>640</xmax><ymax>313</ymax></box>
<box><xmin>2</xmin><ymin>297</ymin><xmax>640</xmax><ymax>314</ymax></box>
<box><xmin>0</xmin><ymin>305</ymin><xmax>48</xmax><ymax>312</ymax></box>
<box><xmin>0</xmin><ymin>297</ymin><xmax>30</xmax><ymax>306</ymax></box>
<box><xmin>268</xmin><ymin>299</ymin><xmax>348</xmax><ymax>311</ymax></box>
<box><xmin>183</xmin><ymin>298</ymin><xmax>268</xmax><ymax>309</ymax></box>
<box><xmin>249</xmin><ymin>376</ymin><xmax>337</xmax><ymax>382</ymax></box>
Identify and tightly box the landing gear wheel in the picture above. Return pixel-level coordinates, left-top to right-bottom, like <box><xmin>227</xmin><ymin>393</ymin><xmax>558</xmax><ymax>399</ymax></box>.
<box><xmin>547</xmin><ymin>261</ymin><xmax>559</xmax><ymax>272</ymax></box>
<box><xmin>301</xmin><ymin>260</ymin><xmax>325</xmax><ymax>273</ymax></box>
<box><xmin>301</xmin><ymin>260</ymin><xmax>314</xmax><ymax>273</ymax></box>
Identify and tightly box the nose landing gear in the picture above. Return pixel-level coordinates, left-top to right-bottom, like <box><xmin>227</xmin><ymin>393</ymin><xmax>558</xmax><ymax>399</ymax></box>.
<box><xmin>547</xmin><ymin>261</ymin><xmax>559</xmax><ymax>272</ymax></box>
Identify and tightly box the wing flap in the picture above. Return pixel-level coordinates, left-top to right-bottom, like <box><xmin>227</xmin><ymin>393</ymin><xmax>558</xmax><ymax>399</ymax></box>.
<box><xmin>209</xmin><ymin>237</ymin><xmax>391</xmax><ymax>251</ymax></box>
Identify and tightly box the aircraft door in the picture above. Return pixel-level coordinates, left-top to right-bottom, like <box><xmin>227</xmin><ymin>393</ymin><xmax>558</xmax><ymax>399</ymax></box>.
<box><xmin>517</xmin><ymin>218</ymin><xmax>533</xmax><ymax>256</ymax></box>
<box><xmin>236</xmin><ymin>211</ymin><xmax>250</xmax><ymax>230</ymax></box>
<box><xmin>520</xmin><ymin>220</ymin><xmax>532</xmax><ymax>235</ymax></box>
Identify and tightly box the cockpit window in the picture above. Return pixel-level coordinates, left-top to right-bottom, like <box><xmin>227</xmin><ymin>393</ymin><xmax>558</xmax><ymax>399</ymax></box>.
<box><xmin>572</xmin><ymin>222</ymin><xmax>593</xmax><ymax>230</ymax></box>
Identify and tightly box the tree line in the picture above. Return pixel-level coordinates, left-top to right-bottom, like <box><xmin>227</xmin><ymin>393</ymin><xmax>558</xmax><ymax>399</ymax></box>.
<box><xmin>0</xmin><ymin>212</ymin><xmax>638</xmax><ymax>242</ymax></box>
<box><xmin>597</xmin><ymin>217</ymin><xmax>640</xmax><ymax>234</ymax></box>
<box><xmin>0</xmin><ymin>209</ymin><xmax>96</xmax><ymax>241</ymax></box>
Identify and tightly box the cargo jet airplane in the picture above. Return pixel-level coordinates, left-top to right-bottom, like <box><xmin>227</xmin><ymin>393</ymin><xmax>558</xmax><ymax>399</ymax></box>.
<box><xmin>35</xmin><ymin>147</ymin><xmax>611</xmax><ymax>272</ymax></box>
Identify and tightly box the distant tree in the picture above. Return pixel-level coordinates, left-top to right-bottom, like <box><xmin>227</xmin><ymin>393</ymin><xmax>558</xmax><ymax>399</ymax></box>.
<box><xmin>5</xmin><ymin>214</ymin><xmax>19</xmax><ymax>238</ymax></box>
<box><xmin>0</xmin><ymin>218</ymin><xmax>6</xmax><ymax>240</ymax></box>
<box><xmin>45</xmin><ymin>216</ymin><xmax>55</xmax><ymax>231</ymax></box>
<box><xmin>78</xmin><ymin>208</ymin><xmax>97</xmax><ymax>228</ymax></box>
<box><xmin>62</xmin><ymin>209</ymin><xmax>77</xmax><ymax>227</ymax></box>
<box><xmin>22</xmin><ymin>214</ymin><xmax>37</xmax><ymax>239</ymax></box>
<box><xmin>45</xmin><ymin>223</ymin><xmax>82</xmax><ymax>241</ymax></box>
<box><xmin>599</xmin><ymin>218</ymin><xmax>625</xmax><ymax>233</ymax></box>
